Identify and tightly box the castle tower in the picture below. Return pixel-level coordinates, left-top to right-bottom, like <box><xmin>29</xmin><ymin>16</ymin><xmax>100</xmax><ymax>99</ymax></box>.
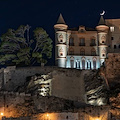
<box><xmin>96</xmin><ymin>15</ymin><xmax>109</xmax><ymax>65</ymax></box>
<box><xmin>54</xmin><ymin>14</ymin><xmax>68</xmax><ymax>67</ymax></box>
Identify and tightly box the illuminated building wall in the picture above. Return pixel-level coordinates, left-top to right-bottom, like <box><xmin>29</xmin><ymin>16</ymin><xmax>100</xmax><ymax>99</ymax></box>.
<box><xmin>106</xmin><ymin>19</ymin><xmax>120</xmax><ymax>53</ymax></box>
<box><xmin>54</xmin><ymin>14</ymin><xmax>120</xmax><ymax>69</ymax></box>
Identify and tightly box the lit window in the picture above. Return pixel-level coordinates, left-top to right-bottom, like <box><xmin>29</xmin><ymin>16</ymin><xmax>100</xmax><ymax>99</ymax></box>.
<box><xmin>110</xmin><ymin>26</ymin><xmax>114</xmax><ymax>32</ymax></box>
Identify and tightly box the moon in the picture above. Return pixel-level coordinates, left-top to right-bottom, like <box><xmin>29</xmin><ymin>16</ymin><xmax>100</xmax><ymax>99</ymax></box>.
<box><xmin>100</xmin><ymin>10</ymin><xmax>105</xmax><ymax>16</ymax></box>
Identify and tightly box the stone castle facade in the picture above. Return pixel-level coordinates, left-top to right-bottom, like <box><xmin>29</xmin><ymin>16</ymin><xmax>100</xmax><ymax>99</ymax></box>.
<box><xmin>54</xmin><ymin>14</ymin><xmax>120</xmax><ymax>69</ymax></box>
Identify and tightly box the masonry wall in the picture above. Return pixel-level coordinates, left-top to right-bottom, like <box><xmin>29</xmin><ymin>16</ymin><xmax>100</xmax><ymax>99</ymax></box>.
<box><xmin>51</xmin><ymin>69</ymin><xmax>86</xmax><ymax>102</ymax></box>
<box><xmin>0</xmin><ymin>66</ymin><xmax>86</xmax><ymax>102</ymax></box>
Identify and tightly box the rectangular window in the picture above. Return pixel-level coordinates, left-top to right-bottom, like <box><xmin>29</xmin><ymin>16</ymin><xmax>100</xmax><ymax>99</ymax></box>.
<box><xmin>79</xmin><ymin>38</ymin><xmax>85</xmax><ymax>46</ymax></box>
<box><xmin>111</xmin><ymin>37</ymin><xmax>114</xmax><ymax>40</ymax></box>
<box><xmin>69</xmin><ymin>38</ymin><xmax>74</xmax><ymax>46</ymax></box>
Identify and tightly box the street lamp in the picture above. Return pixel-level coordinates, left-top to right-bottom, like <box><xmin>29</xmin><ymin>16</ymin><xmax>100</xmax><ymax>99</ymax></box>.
<box><xmin>46</xmin><ymin>113</ymin><xmax>49</xmax><ymax>120</ymax></box>
<box><xmin>1</xmin><ymin>113</ymin><xmax>3</xmax><ymax>116</ymax></box>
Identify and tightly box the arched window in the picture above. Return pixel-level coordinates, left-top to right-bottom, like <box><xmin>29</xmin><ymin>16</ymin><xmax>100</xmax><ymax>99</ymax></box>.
<box><xmin>70</xmin><ymin>56</ymin><xmax>74</xmax><ymax>68</ymax></box>
<box><xmin>69</xmin><ymin>37</ymin><xmax>74</xmax><ymax>46</ymax></box>
<box><xmin>80</xmin><ymin>48</ymin><xmax>85</xmax><ymax>55</ymax></box>
<box><xmin>59</xmin><ymin>47</ymin><xmax>64</xmax><ymax>57</ymax></box>
<box><xmin>76</xmin><ymin>60</ymin><xmax>80</xmax><ymax>69</ymax></box>
<box><xmin>79</xmin><ymin>37</ymin><xmax>85</xmax><ymax>46</ymax></box>
<box><xmin>93</xmin><ymin>57</ymin><xmax>97</xmax><ymax>69</ymax></box>
<box><xmin>69</xmin><ymin>48</ymin><xmax>74</xmax><ymax>55</ymax></box>
<box><xmin>87</xmin><ymin>60</ymin><xmax>91</xmax><ymax>69</ymax></box>
<box><xmin>101</xmin><ymin>35</ymin><xmax>106</xmax><ymax>44</ymax></box>
<box><xmin>101</xmin><ymin>48</ymin><xmax>106</xmax><ymax>57</ymax></box>
<box><xmin>82</xmin><ymin>57</ymin><xmax>86</xmax><ymax>69</ymax></box>
<box><xmin>58</xmin><ymin>34</ymin><xmax>63</xmax><ymax>43</ymax></box>
<box><xmin>91</xmin><ymin>48</ymin><xmax>96</xmax><ymax>56</ymax></box>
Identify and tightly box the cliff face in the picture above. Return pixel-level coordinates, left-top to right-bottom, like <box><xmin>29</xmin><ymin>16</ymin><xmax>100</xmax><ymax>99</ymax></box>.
<box><xmin>0</xmin><ymin>52</ymin><xmax>120</xmax><ymax>119</ymax></box>
<box><xmin>100</xmin><ymin>53</ymin><xmax>120</xmax><ymax>119</ymax></box>
<box><xmin>0</xmin><ymin>92</ymin><xmax>76</xmax><ymax>118</ymax></box>
<box><xmin>0</xmin><ymin>66</ymin><xmax>108</xmax><ymax>106</ymax></box>
<box><xmin>84</xmin><ymin>70</ymin><xmax>108</xmax><ymax>106</ymax></box>
<box><xmin>103</xmin><ymin>53</ymin><xmax>120</xmax><ymax>83</ymax></box>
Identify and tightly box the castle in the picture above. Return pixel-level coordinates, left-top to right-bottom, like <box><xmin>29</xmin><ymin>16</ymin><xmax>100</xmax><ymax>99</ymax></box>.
<box><xmin>54</xmin><ymin>14</ymin><xmax>120</xmax><ymax>69</ymax></box>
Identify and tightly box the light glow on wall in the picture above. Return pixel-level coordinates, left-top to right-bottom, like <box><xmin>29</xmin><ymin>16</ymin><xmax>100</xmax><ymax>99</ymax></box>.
<box><xmin>110</xmin><ymin>26</ymin><xmax>114</xmax><ymax>32</ymax></box>
<box><xmin>1</xmin><ymin>112</ymin><xmax>3</xmax><ymax>116</ymax></box>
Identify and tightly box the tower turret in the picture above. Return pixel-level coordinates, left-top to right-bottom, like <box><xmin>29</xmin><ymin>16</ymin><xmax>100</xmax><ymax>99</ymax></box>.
<box><xmin>54</xmin><ymin>14</ymin><xmax>68</xmax><ymax>67</ymax></box>
<box><xmin>96</xmin><ymin>15</ymin><xmax>109</xmax><ymax>65</ymax></box>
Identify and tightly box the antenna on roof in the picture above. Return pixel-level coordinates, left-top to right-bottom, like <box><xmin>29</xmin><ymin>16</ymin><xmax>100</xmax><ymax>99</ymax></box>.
<box><xmin>100</xmin><ymin>10</ymin><xmax>105</xmax><ymax>16</ymax></box>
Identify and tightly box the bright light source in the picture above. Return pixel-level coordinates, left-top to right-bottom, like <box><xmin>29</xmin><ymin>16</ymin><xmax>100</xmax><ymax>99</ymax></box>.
<box><xmin>47</xmin><ymin>113</ymin><xmax>49</xmax><ymax>117</ymax></box>
<box><xmin>1</xmin><ymin>113</ymin><xmax>3</xmax><ymax>116</ymax></box>
<box><xmin>95</xmin><ymin>119</ymin><xmax>99</xmax><ymax>120</ymax></box>
<box><xmin>110</xmin><ymin>26</ymin><xmax>114</xmax><ymax>32</ymax></box>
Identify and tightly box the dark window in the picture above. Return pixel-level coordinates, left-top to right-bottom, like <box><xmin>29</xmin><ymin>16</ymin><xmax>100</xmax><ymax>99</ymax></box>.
<box><xmin>66</xmin><ymin>116</ymin><xmax>68</xmax><ymax>119</ymax></box>
<box><xmin>91</xmin><ymin>51</ymin><xmax>96</xmax><ymax>56</ymax></box>
<box><xmin>60</xmin><ymin>53</ymin><xmax>63</xmax><ymax>56</ymax></box>
<box><xmin>60</xmin><ymin>39</ymin><xmax>63</xmax><ymax>42</ymax></box>
<box><xmin>70</xmin><ymin>60</ymin><xmax>74</xmax><ymax>68</ymax></box>
<box><xmin>114</xmin><ymin>45</ymin><xmax>116</xmax><ymax>49</ymax></box>
<box><xmin>59</xmin><ymin>34</ymin><xmax>63</xmax><ymax>42</ymax></box>
<box><xmin>111</xmin><ymin>37</ymin><xmax>114</xmax><ymax>40</ymax></box>
<box><xmin>70</xmin><ymin>51</ymin><xmax>74</xmax><ymax>55</ymax></box>
<box><xmin>69</xmin><ymin>38</ymin><xmax>74</xmax><ymax>46</ymax></box>
<box><xmin>90</xmin><ymin>39</ymin><xmax>96</xmax><ymax>46</ymax></box>
<box><xmin>82</xmin><ymin>59</ymin><xmax>85</xmax><ymax>69</ymax></box>
<box><xmin>119</xmin><ymin>45</ymin><xmax>120</xmax><ymax>48</ymax></box>
<box><xmin>91</xmin><ymin>48</ymin><xmax>96</xmax><ymax>56</ymax></box>
<box><xmin>69</xmin><ymin>48</ymin><xmax>74</xmax><ymax>55</ymax></box>
<box><xmin>93</xmin><ymin>60</ymin><xmax>96</xmax><ymax>69</ymax></box>
<box><xmin>102</xmin><ymin>41</ymin><xmax>105</xmax><ymax>43</ymax></box>
<box><xmin>81</xmin><ymin>29</ymin><xmax>84</xmax><ymax>32</ymax></box>
<box><xmin>80</xmin><ymin>49</ymin><xmax>85</xmax><ymax>55</ymax></box>
<box><xmin>79</xmin><ymin>38</ymin><xmax>85</xmax><ymax>46</ymax></box>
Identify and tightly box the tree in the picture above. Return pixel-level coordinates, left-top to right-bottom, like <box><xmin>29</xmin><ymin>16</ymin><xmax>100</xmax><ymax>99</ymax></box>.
<box><xmin>0</xmin><ymin>25</ymin><xmax>52</xmax><ymax>66</ymax></box>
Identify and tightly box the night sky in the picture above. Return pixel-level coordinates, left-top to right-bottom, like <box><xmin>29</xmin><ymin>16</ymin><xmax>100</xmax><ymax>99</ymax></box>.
<box><xmin>0</xmin><ymin>0</ymin><xmax>120</xmax><ymax>65</ymax></box>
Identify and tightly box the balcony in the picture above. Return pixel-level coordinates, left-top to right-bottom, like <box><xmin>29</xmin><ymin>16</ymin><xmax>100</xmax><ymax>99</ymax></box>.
<box><xmin>69</xmin><ymin>43</ymin><xmax>74</xmax><ymax>46</ymax></box>
<box><xmin>90</xmin><ymin>43</ymin><xmax>96</xmax><ymax>46</ymax></box>
<box><xmin>69</xmin><ymin>52</ymin><xmax>74</xmax><ymax>55</ymax></box>
<box><xmin>79</xmin><ymin>43</ymin><xmax>85</xmax><ymax>46</ymax></box>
